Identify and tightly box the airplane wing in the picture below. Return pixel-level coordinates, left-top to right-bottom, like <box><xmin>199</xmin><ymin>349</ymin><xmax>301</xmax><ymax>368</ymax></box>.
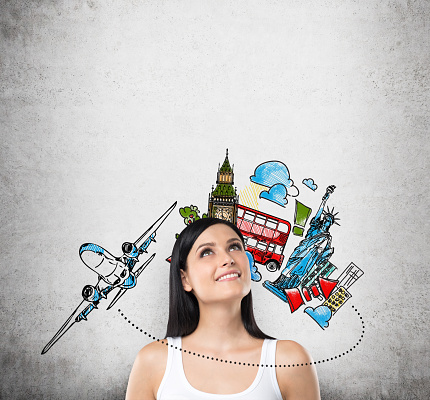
<box><xmin>134</xmin><ymin>253</ymin><xmax>156</xmax><ymax>278</ymax></box>
<box><xmin>41</xmin><ymin>299</ymin><xmax>86</xmax><ymax>355</ymax></box>
<box><xmin>133</xmin><ymin>202</ymin><xmax>177</xmax><ymax>251</ymax></box>
<box><xmin>42</xmin><ymin>276</ymin><xmax>106</xmax><ymax>355</ymax></box>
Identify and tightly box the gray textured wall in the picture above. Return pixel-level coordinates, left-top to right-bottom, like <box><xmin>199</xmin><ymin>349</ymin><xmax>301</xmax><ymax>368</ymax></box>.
<box><xmin>1</xmin><ymin>1</ymin><xmax>429</xmax><ymax>399</ymax></box>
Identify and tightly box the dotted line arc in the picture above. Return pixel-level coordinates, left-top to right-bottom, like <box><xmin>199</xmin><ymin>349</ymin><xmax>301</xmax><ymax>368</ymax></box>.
<box><xmin>118</xmin><ymin>304</ymin><xmax>365</xmax><ymax>368</ymax></box>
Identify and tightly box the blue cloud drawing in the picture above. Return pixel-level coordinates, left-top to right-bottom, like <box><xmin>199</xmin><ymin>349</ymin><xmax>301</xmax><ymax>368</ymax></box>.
<box><xmin>259</xmin><ymin>184</ymin><xmax>288</xmax><ymax>207</ymax></box>
<box><xmin>246</xmin><ymin>251</ymin><xmax>261</xmax><ymax>282</ymax></box>
<box><xmin>250</xmin><ymin>161</ymin><xmax>299</xmax><ymax>207</ymax></box>
<box><xmin>250</xmin><ymin>161</ymin><xmax>299</xmax><ymax>195</ymax></box>
<box><xmin>304</xmin><ymin>305</ymin><xmax>332</xmax><ymax>330</ymax></box>
<box><xmin>302</xmin><ymin>178</ymin><xmax>318</xmax><ymax>191</ymax></box>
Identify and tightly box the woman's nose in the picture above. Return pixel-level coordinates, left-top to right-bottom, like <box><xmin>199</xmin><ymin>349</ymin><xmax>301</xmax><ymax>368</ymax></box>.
<box><xmin>221</xmin><ymin>251</ymin><xmax>234</xmax><ymax>266</ymax></box>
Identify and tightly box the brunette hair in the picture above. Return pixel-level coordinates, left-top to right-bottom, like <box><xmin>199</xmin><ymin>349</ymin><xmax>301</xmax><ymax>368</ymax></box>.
<box><xmin>165</xmin><ymin>217</ymin><xmax>274</xmax><ymax>339</ymax></box>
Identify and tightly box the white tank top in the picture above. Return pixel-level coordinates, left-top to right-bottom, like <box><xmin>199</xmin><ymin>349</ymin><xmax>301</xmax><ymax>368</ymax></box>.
<box><xmin>157</xmin><ymin>337</ymin><xmax>283</xmax><ymax>400</ymax></box>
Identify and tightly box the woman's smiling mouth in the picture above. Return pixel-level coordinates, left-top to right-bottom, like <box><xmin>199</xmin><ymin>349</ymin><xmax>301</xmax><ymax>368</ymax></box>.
<box><xmin>216</xmin><ymin>271</ymin><xmax>241</xmax><ymax>282</ymax></box>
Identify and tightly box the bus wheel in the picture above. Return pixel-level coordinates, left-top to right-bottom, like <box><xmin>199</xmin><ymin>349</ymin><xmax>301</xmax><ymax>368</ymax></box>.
<box><xmin>265</xmin><ymin>260</ymin><xmax>279</xmax><ymax>272</ymax></box>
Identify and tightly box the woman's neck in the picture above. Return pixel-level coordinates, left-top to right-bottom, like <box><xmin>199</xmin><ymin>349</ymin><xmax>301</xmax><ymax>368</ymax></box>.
<box><xmin>184</xmin><ymin>300</ymin><xmax>254</xmax><ymax>353</ymax></box>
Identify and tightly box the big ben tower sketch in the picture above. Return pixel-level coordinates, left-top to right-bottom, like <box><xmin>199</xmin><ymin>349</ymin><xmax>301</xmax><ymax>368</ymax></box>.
<box><xmin>208</xmin><ymin>149</ymin><xmax>239</xmax><ymax>224</ymax></box>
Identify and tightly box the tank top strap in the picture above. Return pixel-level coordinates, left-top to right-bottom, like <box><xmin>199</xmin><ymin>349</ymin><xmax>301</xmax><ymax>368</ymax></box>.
<box><xmin>260</xmin><ymin>340</ymin><xmax>283</xmax><ymax>399</ymax></box>
<box><xmin>156</xmin><ymin>337</ymin><xmax>185</xmax><ymax>398</ymax></box>
<box><xmin>169</xmin><ymin>336</ymin><xmax>184</xmax><ymax>370</ymax></box>
<box><xmin>263</xmin><ymin>339</ymin><xmax>277</xmax><ymax>366</ymax></box>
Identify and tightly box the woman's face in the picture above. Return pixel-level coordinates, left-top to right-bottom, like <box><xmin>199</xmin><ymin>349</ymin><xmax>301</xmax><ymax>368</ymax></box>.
<box><xmin>181</xmin><ymin>223</ymin><xmax>251</xmax><ymax>305</ymax></box>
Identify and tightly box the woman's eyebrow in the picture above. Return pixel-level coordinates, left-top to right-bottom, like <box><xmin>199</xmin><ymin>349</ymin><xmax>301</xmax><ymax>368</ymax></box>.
<box><xmin>195</xmin><ymin>238</ymin><xmax>242</xmax><ymax>254</ymax></box>
<box><xmin>195</xmin><ymin>242</ymin><xmax>215</xmax><ymax>254</ymax></box>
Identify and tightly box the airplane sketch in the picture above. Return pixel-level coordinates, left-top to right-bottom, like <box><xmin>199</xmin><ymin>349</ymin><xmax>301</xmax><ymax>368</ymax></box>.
<box><xmin>41</xmin><ymin>202</ymin><xmax>177</xmax><ymax>354</ymax></box>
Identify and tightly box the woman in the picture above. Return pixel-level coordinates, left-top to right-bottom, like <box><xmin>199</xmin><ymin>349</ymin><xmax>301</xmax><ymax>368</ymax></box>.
<box><xmin>126</xmin><ymin>218</ymin><xmax>320</xmax><ymax>399</ymax></box>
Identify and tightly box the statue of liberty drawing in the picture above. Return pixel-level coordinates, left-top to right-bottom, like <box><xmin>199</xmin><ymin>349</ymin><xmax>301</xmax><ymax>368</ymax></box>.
<box><xmin>264</xmin><ymin>185</ymin><xmax>339</xmax><ymax>301</ymax></box>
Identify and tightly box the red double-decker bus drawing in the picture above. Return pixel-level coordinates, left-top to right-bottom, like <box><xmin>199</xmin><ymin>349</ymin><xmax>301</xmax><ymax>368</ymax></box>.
<box><xmin>236</xmin><ymin>204</ymin><xmax>291</xmax><ymax>272</ymax></box>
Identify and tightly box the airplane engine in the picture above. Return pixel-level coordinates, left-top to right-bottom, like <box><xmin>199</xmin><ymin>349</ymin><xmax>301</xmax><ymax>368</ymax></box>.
<box><xmin>122</xmin><ymin>242</ymin><xmax>139</xmax><ymax>257</ymax></box>
<box><xmin>82</xmin><ymin>285</ymin><xmax>101</xmax><ymax>302</ymax></box>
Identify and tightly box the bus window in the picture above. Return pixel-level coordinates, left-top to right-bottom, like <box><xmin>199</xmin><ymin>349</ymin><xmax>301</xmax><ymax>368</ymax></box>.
<box><xmin>247</xmin><ymin>237</ymin><xmax>257</xmax><ymax>248</ymax></box>
<box><xmin>237</xmin><ymin>207</ymin><xmax>244</xmax><ymax>218</ymax></box>
<box><xmin>266</xmin><ymin>219</ymin><xmax>278</xmax><ymax>230</ymax></box>
<box><xmin>255</xmin><ymin>215</ymin><xmax>266</xmax><ymax>225</ymax></box>
<box><xmin>278</xmin><ymin>222</ymin><xmax>290</xmax><ymax>233</ymax></box>
<box><xmin>251</xmin><ymin>224</ymin><xmax>263</xmax><ymax>235</ymax></box>
<box><xmin>268</xmin><ymin>243</ymin><xmax>275</xmax><ymax>252</ymax></box>
<box><xmin>262</xmin><ymin>227</ymin><xmax>274</xmax><ymax>239</ymax></box>
<box><xmin>274</xmin><ymin>245</ymin><xmax>284</xmax><ymax>254</ymax></box>
<box><xmin>244</xmin><ymin>211</ymin><xmax>255</xmax><ymax>222</ymax></box>
<box><xmin>257</xmin><ymin>241</ymin><xmax>267</xmax><ymax>251</ymax></box>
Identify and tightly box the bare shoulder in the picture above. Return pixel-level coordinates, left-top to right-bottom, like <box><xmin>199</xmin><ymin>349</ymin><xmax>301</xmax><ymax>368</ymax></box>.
<box><xmin>136</xmin><ymin>340</ymin><xmax>169</xmax><ymax>366</ymax></box>
<box><xmin>275</xmin><ymin>340</ymin><xmax>321</xmax><ymax>400</ymax></box>
<box><xmin>126</xmin><ymin>341</ymin><xmax>168</xmax><ymax>400</ymax></box>
<box><xmin>276</xmin><ymin>340</ymin><xmax>314</xmax><ymax>364</ymax></box>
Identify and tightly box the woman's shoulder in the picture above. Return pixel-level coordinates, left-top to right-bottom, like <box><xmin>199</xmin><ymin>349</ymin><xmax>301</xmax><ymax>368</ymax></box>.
<box><xmin>275</xmin><ymin>339</ymin><xmax>314</xmax><ymax>364</ymax></box>
<box><xmin>274</xmin><ymin>340</ymin><xmax>321</xmax><ymax>400</ymax></box>
<box><xmin>135</xmin><ymin>339</ymin><xmax>169</xmax><ymax>366</ymax></box>
<box><xmin>125</xmin><ymin>340</ymin><xmax>169</xmax><ymax>400</ymax></box>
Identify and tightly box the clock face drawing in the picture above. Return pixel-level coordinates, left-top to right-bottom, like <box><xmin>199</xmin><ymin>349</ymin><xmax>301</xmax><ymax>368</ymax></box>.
<box><xmin>214</xmin><ymin>206</ymin><xmax>233</xmax><ymax>222</ymax></box>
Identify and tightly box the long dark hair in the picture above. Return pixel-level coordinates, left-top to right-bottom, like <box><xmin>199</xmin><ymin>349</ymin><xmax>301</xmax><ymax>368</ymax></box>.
<box><xmin>166</xmin><ymin>217</ymin><xmax>274</xmax><ymax>339</ymax></box>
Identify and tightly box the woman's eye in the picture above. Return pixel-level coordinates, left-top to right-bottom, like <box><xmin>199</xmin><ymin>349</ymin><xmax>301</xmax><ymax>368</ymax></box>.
<box><xmin>229</xmin><ymin>243</ymin><xmax>242</xmax><ymax>251</ymax></box>
<box><xmin>200</xmin><ymin>249</ymin><xmax>213</xmax><ymax>257</ymax></box>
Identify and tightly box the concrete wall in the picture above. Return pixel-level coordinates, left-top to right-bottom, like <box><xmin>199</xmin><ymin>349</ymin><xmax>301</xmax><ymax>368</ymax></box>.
<box><xmin>1</xmin><ymin>1</ymin><xmax>428</xmax><ymax>398</ymax></box>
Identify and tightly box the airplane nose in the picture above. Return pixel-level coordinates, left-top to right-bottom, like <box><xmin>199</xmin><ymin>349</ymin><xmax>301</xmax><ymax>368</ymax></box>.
<box><xmin>80</xmin><ymin>243</ymin><xmax>104</xmax><ymax>255</ymax></box>
<box><xmin>80</xmin><ymin>250</ymin><xmax>104</xmax><ymax>268</ymax></box>
<box><xmin>79</xmin><ymin>243</ymin><xmax>105</xmax><ymax>268</ymax></box>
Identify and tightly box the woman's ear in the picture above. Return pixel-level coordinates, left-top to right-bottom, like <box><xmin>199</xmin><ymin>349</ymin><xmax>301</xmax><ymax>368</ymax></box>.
<box><xmin>180</xmin><ymin>269</ymin><xmax>193</xmax><ymax>292</ymax></box>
